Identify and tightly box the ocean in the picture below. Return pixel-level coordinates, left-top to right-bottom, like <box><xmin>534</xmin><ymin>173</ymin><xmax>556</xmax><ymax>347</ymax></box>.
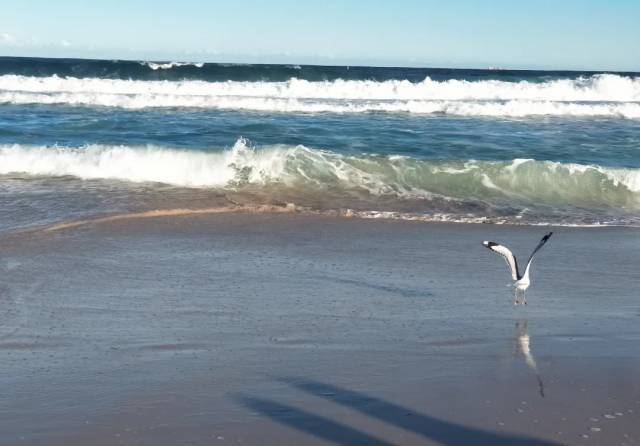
<box><xmin>1</xmin><ymin>56</ymin><xmax>639</xmax><ymax>231</ymax></box>
<box><xmin>2</xmin><ymin>56</ymin><xmax>640</xmax><ymax>446</ymax></box>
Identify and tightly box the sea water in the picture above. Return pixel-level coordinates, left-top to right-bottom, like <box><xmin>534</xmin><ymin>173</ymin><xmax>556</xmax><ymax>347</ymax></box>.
<box><xmin>1</xmin><ymin>56</ymin><xmax>639</xmax><ymax>231</ymax></box>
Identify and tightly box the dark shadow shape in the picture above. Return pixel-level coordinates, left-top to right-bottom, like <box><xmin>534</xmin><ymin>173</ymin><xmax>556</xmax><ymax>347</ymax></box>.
<box><xmin>234</xmin><ymin>394</ymin><xmax>393</xmax><ymax>446</ymax></box>
<box><xmin>280</xmin><ymin>378</ymin><xmax>559</xmax><ymax>446</ymax></box>
<box><xmin>312</xmin><ymin>274</ymin><xmax>431</xmax><ymax>298</ymax></box>
<box><xmin>535</xmin><ymin>375</ymin><xmax>545</xmax><ymax>398</ymax></box>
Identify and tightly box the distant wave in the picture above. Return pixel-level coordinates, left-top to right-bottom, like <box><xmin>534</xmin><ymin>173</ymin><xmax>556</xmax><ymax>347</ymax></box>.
<box><xmin>140</xmin><ymin>61</ymin><xmax>205</xmax><ymax>70</ymax></box>
<box><xmin>3</xmin><ymin>73</ymin><xmax>638</xmax><ymax>101</ymax></box>
<box><xmin>1</xmin><ymin>74</ymin><xmax>639</xmax><ymax>117</ymax></box>
<box><xmin>2</xmin><ymin>140</ymin><xmax>639</xmax><ymax>215</ymax></box>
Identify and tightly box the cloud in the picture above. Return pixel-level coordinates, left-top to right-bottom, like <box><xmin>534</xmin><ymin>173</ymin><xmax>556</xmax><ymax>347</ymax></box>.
<box><xmin>60</xmin><ymin>39</ymin><xmax>71</xmax><ymax>47</ymax></box>
<box><xmin>0</xmin><ymin>32</ymin><xmax>17</xmax><ymax>45</ymax></box>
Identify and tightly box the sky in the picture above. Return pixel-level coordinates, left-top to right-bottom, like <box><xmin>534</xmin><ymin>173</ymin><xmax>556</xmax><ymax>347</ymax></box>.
<box><xmin>0</xmin><ymin>0</ymin><xmax>638</xmax><ymax>71</ymax></box>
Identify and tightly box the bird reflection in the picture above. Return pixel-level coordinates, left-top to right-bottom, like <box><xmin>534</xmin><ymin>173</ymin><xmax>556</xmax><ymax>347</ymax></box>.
<box><xmin>514</xmin><ymin>320</ymin><xmax>545</xmax><ymax>397</ymax></box>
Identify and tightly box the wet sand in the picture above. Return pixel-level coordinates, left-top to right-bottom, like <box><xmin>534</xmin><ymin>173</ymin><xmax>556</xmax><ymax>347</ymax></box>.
<box><xmin>1</xmin><ymin>213</ymin><xmax>639</xmax><ymax>445</ymax></box>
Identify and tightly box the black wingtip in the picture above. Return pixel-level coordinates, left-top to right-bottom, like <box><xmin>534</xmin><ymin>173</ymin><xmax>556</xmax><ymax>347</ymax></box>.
<box><xmin>538</xmin><ymin>232</ymin><xmax>553</xmax><ymax>245</ymax></box>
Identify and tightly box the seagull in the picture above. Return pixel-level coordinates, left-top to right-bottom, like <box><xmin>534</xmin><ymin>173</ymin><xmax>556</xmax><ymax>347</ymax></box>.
<box><xmin>482</xmin><ymin>232</ymin><xmax>553</xmax><ymax>305</ymax></box>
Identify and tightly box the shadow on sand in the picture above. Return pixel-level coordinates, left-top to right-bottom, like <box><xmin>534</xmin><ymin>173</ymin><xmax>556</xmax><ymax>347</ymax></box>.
<box><xmin>236</xmin><ymin>395</ymin><xmax>394</xmax><ymax>446</ymax></box>
<box><xmin>234</xmin><ymin>377</ymin><xmax>559</xmax><ymax>446</ymax></box>
<box><xmin>312</xmin><ymin>275</ymin><xmax>432</xmax><ymax>298</ymax></box>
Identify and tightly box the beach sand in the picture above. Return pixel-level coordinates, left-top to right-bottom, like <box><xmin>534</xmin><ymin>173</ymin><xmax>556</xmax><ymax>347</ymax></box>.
<box><xmin>1</xmin><ymin>213</ymin><xmax>639</xmax><ymax>445</ymax></box>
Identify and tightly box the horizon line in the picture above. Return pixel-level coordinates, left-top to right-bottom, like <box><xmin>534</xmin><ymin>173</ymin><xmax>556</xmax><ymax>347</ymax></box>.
<box><xmin>0</xmin><ymin>54</ymin><xmax>638</xmax><ymax>74</ymax></box>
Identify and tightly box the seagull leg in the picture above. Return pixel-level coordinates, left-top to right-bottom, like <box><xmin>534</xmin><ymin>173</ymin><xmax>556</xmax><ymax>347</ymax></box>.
<box><xmin>523</xmin><ymin>294</ymin><xmax>527</xmax><ymax>305</ymax></box>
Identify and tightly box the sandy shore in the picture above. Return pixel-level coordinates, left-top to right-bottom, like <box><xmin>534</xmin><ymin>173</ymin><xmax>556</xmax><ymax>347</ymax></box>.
<box><xmin>1</xmin><ymin>213</ymin><xmax>639</xmax><ymax>445</ymax></box>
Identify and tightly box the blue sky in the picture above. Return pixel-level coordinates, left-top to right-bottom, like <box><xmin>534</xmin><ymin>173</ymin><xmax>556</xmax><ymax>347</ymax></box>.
<box><xmin>1</xmin><ymin>0</ymin><xmax>638</xmax><ymax>70</ymax></box>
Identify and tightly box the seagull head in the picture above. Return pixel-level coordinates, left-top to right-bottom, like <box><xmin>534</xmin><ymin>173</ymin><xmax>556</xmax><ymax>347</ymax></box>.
<box><xmin>482</xmin><ymin>241</ymin><xmax>499</xmax><ymax>250</ymax></box>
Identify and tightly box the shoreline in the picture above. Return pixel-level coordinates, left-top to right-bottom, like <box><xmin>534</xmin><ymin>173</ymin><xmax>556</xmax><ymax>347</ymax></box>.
<box><xmin>6</xmin><ymin>203</ymin><xmax>638</xmax><ymax>240</ymax></box>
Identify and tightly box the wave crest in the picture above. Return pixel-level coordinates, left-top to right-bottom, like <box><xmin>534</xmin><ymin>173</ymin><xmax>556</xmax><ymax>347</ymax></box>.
<box><xmin>1</xmin><ymin>140</ymin><xmax>638</xmax><ymax>211</ymax></box>
<box><xmin>140</xmin><ymin>61</ymin><xmax>205</xmax><ymax>70</ymax></box>
<box><xmin>1</xmin><ymin>74</ymin><xmax>639</xmax><ymax>117</ymax></box>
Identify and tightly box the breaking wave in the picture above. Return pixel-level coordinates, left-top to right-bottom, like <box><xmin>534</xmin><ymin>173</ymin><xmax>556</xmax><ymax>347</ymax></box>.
<box><xmin>1</xmin><ymin>139</ymin><xmax>639</xmax><ymax>223</ymax></box>
<box><xmin>140</xmin><ymin>61</ymin><xmax>205</xmax><ymax>70</ymax></box>
<box><xmin>1</xmin><ymin>73</ymin><xmax>639</xmax><ymax>117</ymax></box>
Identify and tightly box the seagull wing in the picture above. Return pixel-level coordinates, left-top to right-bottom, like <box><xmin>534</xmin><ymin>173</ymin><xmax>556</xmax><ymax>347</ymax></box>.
<box><xmin>483</xmin><ymin>241</ymin><xmax>519</xmax><ymax>281</ymax></box>
<box><xmin>523</xmin><ymin>232</ymin><xmax>553</xmax><ymax>275</ymax></box>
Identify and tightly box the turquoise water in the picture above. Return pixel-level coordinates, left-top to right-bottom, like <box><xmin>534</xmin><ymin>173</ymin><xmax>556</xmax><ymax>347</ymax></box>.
<box><xmin>1</xmin><ymin>57</ymin><xmax>639</xmax><ymax>228</ymax></box>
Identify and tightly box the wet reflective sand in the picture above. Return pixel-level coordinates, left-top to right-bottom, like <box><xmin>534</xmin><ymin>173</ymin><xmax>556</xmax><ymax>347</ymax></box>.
<box><xmin>1</xmin><ymin>214</ymin><xmax>639</xmax><ymax>445</ymax></box>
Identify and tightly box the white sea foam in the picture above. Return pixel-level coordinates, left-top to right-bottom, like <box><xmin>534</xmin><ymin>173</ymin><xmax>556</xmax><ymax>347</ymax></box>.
<box><xmin>1</xmin><ymin>140</ymin><xmax>639</xmax><ymax>208</ymax></box>
<box><xmin>140</xmin><ymin>61</ymin><xmax>204</xmax><ymax>70</ymax></box>
<box><xmin>0</xmin><ymin>139</ymin><xmax>283</xmax><ymax>188</ymax></box>
<box><xmin>0</xmin><ymin>74</ymin><xmax>639</xmax><ymax>117</ymax></box>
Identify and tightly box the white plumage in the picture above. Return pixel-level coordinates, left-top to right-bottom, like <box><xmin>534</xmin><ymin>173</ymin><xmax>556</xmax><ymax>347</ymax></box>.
<box><xmin>482</xmin><ymin>232</ymin><xmax>553</xmax><ymax>305</ymax></box>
